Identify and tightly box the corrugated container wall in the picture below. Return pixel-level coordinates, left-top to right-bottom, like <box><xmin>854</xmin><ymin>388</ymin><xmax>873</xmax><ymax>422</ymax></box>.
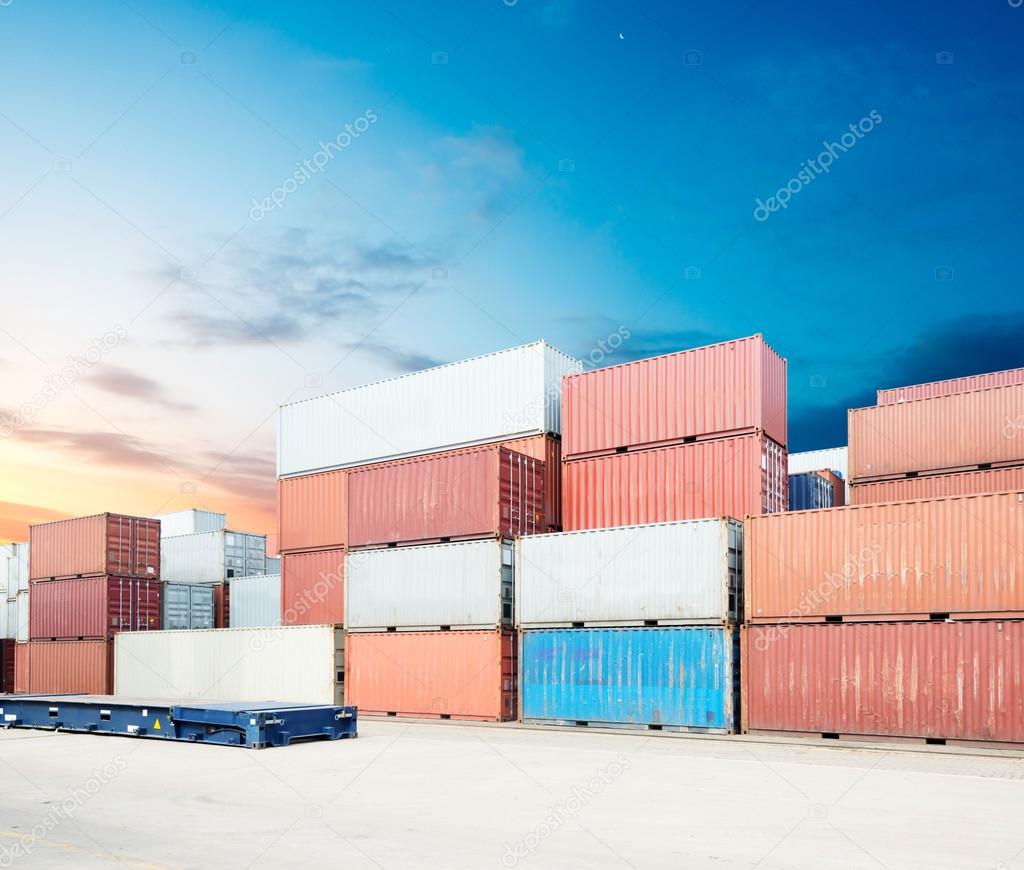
<box><xmin>348</xmin><ymin>447</ymin><xmax>545</xmax><ymax>549</ymax></box>
<box><xmin>0</xmin><ymin>542</ymin><xmax>29</xmax><ymax>595</ymax></box>
<box><xmin>849</xmin><ymin>466</ymin><xmax>1024</xmax><ymax>504</ymax></box>
<box><xmin>278</xmin><ymin>341</ymin><xmax>581</xmax><ymax>477</ymax></box>
<box><xmin>115</xmin><ymin>625</ymin><xmax>344</xmax><ymax>705</ymax></box>
<box><xmin>849</xmin><ymin>383</ymin><xmax>1024</xmax><ymax>480</ymax></box>
<box><xmin>877</xmin><ymin>367</ymin><xmax>1024</xmax><ymax>404</ymax></box>
<box><xmin>516</xmin><ymin>519</ymin><xmax>741</xmax><ymax>627</ymax></box>
<box><xmin>346</xmin><ymin>539</ymin><xmax>513</xmax><ymax>631</ymax></box>
<box><xmin>23</xmin><ymin>640</ymin><xmax>114</xmax><ymax>694</ymax></box>
<box><xmin>230</xmin><ymin>574</ymin><xmax>281</xmax><ymax>628</ymax></box>
<box><xmin>150</xmin><ymin>509</ymin><xmax>227</xmax><ymax>537</ymax></box>
<box><xmin>818</xmin><ymin>469</ymin><xmax>846</xmax><ymax>507</ymax></box>
<box><xmin>745</xmin><ymin>490</ymin><xmax>1024</xmax><ymax>622</ymax></box>
<box><xmin>14</xmin><ymin>642</ymin><xmax>29</xmax><ymax>692</ymax></box>
<box><xmin>277</xmin><ymin>469</ymin><xmax>347</xmax><ymax>552</ymax></box>
<box><xmin>742</xmin><ymin>622</ymin><xmax>1024</xmax><ymax>743</ymax></box>
<box><xmin>161</xmin><ymin>582</ymin><xmax>216</xmax><ymax>630</ymax></box>
<box><xmin>521</xmin><ymin>627</ymin><xmax>737</xmax><ymax>732</ymax></box>
<box><xmin>29</xmin><ymin>514</ymin><xmax>160</xmax><ymax>581</ymax></box>
<box><xmin>280</xmin><ymin>548</ymin><xmax>345</xmax><ymax>626</ymax></box>
<box><xmin>16</xmin><ymin>591</ymin><xmax>29</xmax><ymax>642</ymax></box>
<box><xmin>563</xmin><ymin>434</ymin><xmax>787</xmax><ymax>532</ymax></box>
<box><xmin>29</xmin><ymin>577</ymin><xmax>161</xmax><ymax>639</ymax></box>
<box><xmin>0</xmin><ymin>639</ymin><xmax>14</xmax><ymax>692</ymax></box>
<box><xmin>788</xmin><ymin>471</ymin><xmax>834</xmax><ymax>511</ymax></box>
<box><xmin>562</xmin><ymin>334</ymin><xmax>787</xmax><ymax>458</ymax></box>
<box><xmin>346</xmin><ymin>630</ymin><xmax>516</xmax><ymax>721</ymax></box>
<box><xmin>160</xmin><ymin>530</ymin><xmax>267</xmax><ymax>582</ymax></box>
<box><xmin>787</xmin><ymin>446</ymin><xmax>848</xmax><ymax>483</ymax></box>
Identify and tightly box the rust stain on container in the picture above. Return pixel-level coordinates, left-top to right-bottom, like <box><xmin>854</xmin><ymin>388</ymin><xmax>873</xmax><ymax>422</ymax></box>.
<box><xmin>346</xmin><ymin>630</ymin><xmax>517</xmax><ymax>721</ymax></box>
<box><xmin>29</xmin><ymin>514</ymin><xmax>160</xmax><ymax>582</ymax></box>
<box><xmin>746</xmin><ymin>489</ymin><xmax>1024</xmax><ymax>621</ymax></box>
<box><xmin>278</xmin><ymin>469</ymin><xmax>347</xmax><ymax>553</ymax></box>
<box><xmin>562</xmin><ymin>334</ymin><xmax>787</xmax><ymax>457</ymax></box>
<box><xmin>878</xmin><ymin>367</ymin><xmax>1024</xmax><ymax>404</ymax></box>
<box><xmin>280</xmin><ymin>547</ymin><xmax>345</xmax><ymax>626</ymax></box>
<box><xmin>849</xmin><ymin>383</ymin><xmax>1024</xmax><ymax>481</ymax></box>
<box><xmin>742</xmin><ymin>621</ymin><xmax>1024</xmax><ymax>743</ymax></box>
<box><xmin>563</xmin><ymin>433</ymin><xmax>787</xmax><ymax>531</ymax></box>
<box><xmin>29</xmin><ymin>576</ymin><xmax>162</xmax><ymax>640</ymax></box>
<box><xmin>850</xmin><ymin>466</ymin><xmax>1024</xmax><ymax>504</ymax></box>
<box><xmin>22</xmin><ymin>640</ymin><xmax>114</xmax><ymax>694</ymax></box>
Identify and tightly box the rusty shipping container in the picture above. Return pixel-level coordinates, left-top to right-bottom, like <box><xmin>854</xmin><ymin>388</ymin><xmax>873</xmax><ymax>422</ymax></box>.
<box><xmin>849</xmin><ymin>466</ymin><xmax>1024</xmax><ymax>505</ymax></box>
<box><xmin>878</xmin><ymin>367</ymin><xmax>1024</xmax><ymax>405</ymax></box>
<box><xmin>0</xmin><ymin>639</ymin><xmax>14</xmax><ymax>692</ymax></box>
<box><xmin>29</xmin><ymin>576</ymin><xmax>161</xmax><ymax>640</ymax></box>
<box><xmin>278</xmin><ymin>469</ymin><xmax>347</xmax><ymax>553</ymax></box>
<box><xmin>849</xmin><ymin>383</ymin><xmax>1024</xmax><ymax>481</ymax></box>
<box><xmin>563</xmin><ymin>433</ymin><xmax>786</xmax><ymax>532</ymax></box>
<box><xmin>29</xmin><ymin>514</ymin><xmax>160</xmax><ymax>581</ymax></box>
<box><xmin>280</xmin><ymin>547</ymin><xmax>345</xmax><ymax>626</ymax></box>
<box><xmin>746</xmin><ymin>490</ymin><xmax>1024</xmax><ymax>622</ymax></box>
<box><xmin>348</xmin><ymin>446</ymin><xmax>545</xmax><ymax>549</ymax></box>
<box><xmin>742</xmin><ymin>621</ymin><xmax>1024</xmax><ymax>744</ymax></box>
<box><xmin>346</xmin><ymin>630</ymin><xmax>516</xmax><ymax>721</ymax></box>
<box><xmin>20</xmin><ymin>640</ymin><xmax>114</xmax><ymax>694</ymax></box>
<box><xmin>562</xmin><ymin>334</ymin><xmax>787</xmax><ymax>458</ymax></box>
<box><xmin>213</xmin><ymin>582</ymin><xmax>230</xmax><ymax>628</ymax></box>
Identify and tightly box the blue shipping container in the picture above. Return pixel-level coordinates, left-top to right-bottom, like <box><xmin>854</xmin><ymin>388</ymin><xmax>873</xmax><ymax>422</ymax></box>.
<box><xmin>788</xmin><ymin>471</ymin><xmax>834</xmax><ymax>511</ymax></box>
<box><xmin>520</xmin><ymin>626</ymin><xmax>737</xmax><ymax>732</ymax></box>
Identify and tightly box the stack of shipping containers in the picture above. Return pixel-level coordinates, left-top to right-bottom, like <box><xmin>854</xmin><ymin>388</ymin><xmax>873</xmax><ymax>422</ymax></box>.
<box><xmin>22</xmin><ymin>514</ymin><xmax>161</xmax><ymax>694</ymax></box>
<box><xmin>0</xmin><ymin>543</ymin><xmax>29</xmax><ymax>692</ymax></box>
<box><xmin>276</xmin><ymin>341</ymin><xmax>581</xmax><ymax>719</ymax></box>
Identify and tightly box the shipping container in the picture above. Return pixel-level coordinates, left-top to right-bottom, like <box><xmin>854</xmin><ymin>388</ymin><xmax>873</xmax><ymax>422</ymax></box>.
<box><xmin>521</xmin><ymin>627</ymin><xmax>738</xmax><ymax>732</ymax></box>
<box><xmin>849</xmin><ymin>384</ymin><xmax>1024</xmax><ymax>481</ymax></box>
<box><xmin>149</xmin><ymin>509</ymin><xmax>227</xmax><ymax>537</ymax></box>
<box><xmin>29</xmin><ymin>576</ymin><xmax>161</xmax><ymax>640</ymax></box>
<box><xmin>266</xmin><ymin>556</ymin><xmax>280</xmax><ymax>573</ymax></box>
<box><xmin>266</xmin><ymin>533</ymin><xmax>280</xmax><ymax>558</ymax></box>
<box><xmin>346</xmin><ymin>539</ymin><xmax>513</xmax><ymax>632</ymax></box>
<box><xmin>516</xmin><ymin>519</ymin><xmax>741</xmax><ymax>627</ymax></box>
<box><xmin>22</xmin><ymin>640</ymin><xmax>113</xmax><ymax>694</ymax></box>
<box><xmin>277</xmin><ymin>469</ymin><xmax>347</xmax><ymax>552</ymax></box>
<box><xmin>16</xmin><ymin>590</ymin><xmax>28</xmax><ymax>643</ymax></box>
<box><xmin>29</xmin><ymin>514</ymin><xmax>160</xmax><ymax>581</ymax></box>
<box><xmin>229</xmin><ymin>574</ymin><xmax>281</xmax><ymax>628</ymax></box>
<box><xmin>562</xmin><ymin>334</ymin><xmax>787</xmax><ymax>458</ymax></box>
<box><xmin>878</xmin><ymin>367</ymin><xmax>1024</xmax><ymax>405</ymax></box>
<box><xmin>788</xmin><ymin>446</ymin><xmax>848</xmax><ymax>483</ymax></box>
<box><xmin>346</xmin><ymin>630</ymin><xmax>516</xmax><ymax>721</ymax></box>
<box><xmin>0</xmin><ymin>542</ymin><xmax>29</xmax><ymax>596</ymax></box>
<box><xmin>161</xmin><ymin>582</ymin><xmax>216</xmax><ymax>630</ymax></box>
<box><xmin>277</xmin><ymin>341</ymin><xmax>580</xmax><ymax>477</ymax></box>
<box><xmin>348</xmin><ymin>447</ymin><xmax>545</xmax><ymax>549</ymax></box>
<box><xmin>280</xmin><ymin>548</ymin><xmax>345</xmax><ymax>626</ymax></box>
<box><xmin>115</xmin><ymin>625</ymin><xmax>344</xmax><ymax>705</ymax></box>
<box><xmin>214</xmin><ymin>582</ymin><xmax>229</xmax><ymax>629</ymax></box>
<box><xmin>746</xmin><ymin>490</ymin><xmax>1024</xmax><ymax>622</ymax></box>
<box><xmin>501</xmin><ymin>434</ymin><xmax>563</xmax><ymax>530</ymax></box>
<box><xmin>161</xmin><ymin>529</ymin><xmax>266</xmax><ymax>582</ymax></box>
<box><xmin>0</xmin><ymin>599</ymin><xmax>11</xmax><ymax>640</ymax></box>
<box><xmin>788</xmin><ymin>471</ymin><xmax>834</xmax><ymax>511</ymax></box>
<box><xmin>849</xmin><ymin>466</ymin><xmax>1024</xmax><ymax>505</ymax></box>
<box><xmin>742</xmin><ymin>621</ymin><xmax>1024</xmax><ymax>744</ymax></box>
<box><xmin>0</xmin><ymin>639</ymin><xmax>14</xmax><ymax>692</ymax></box>
<box><xmin>563</xmin><ymin>433</ymin><xmax>787</xmax><ymax>532</ymax></box>
<box><xmin>13</xmin><ymin>642</ymin><xmax>28</xmax><ymax>693</ymax></box>
<box><xmin>818</xmin><ymin>468</ymin><xmax>846</xmax><ymax>507</ymax></box>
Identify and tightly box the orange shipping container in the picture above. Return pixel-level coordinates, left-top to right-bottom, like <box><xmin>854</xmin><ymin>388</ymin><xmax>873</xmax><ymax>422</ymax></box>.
<box><xmin>746</xmin><ymin>489</ymin><xmax>1024</xmax><ymax>622</ymax></box>
<box><xmin>22</xmin><ymin>640</ymin><xmax>114</xmax><ymax>694</ymax></box>
<box><xmin>14</xmin><ymin>643</ymin><xmax>29</xmax><ymax>693</ymax></box>
<box><xmin>278</xmin><ymin>469</ymin><xmax>347</xmax><ymax>553</ymax></box>
<box><xmin>850</xmin><ymin>466</ymin><xmax>1024</xmax><ymax>504</ymax></box>
<box><xmin>346</xmin><ymin>630</ymin><xmax>516</xmax><ymax>721</ymax></box>
<box><xmin>742</xmin><ymin>621</ymin><xmax>1024</xmax><ymax>744</ymax></box>
<box><xmin>849</xmin><ymin>383</ymin><xmax>1024</xmax><ymax>481</ymax></box>
<box><xmin>562</xmin><ymin>334</ymin><xmax>787</xmax><ymax>458</ymax></box>
<box><xmin>563</xmin><ymin>433</ymin><xmax>787</xmax><ymax>532</ymax></box>
<box><xmin>817</xmin><ymin>468</ymin><xmax>846</xmax><ymax>507</ymax></box>
<box><xmin>29</xmin><ymin>514</ymin><xmax>160</xmax><ymax>581</ymax></box>
<box><xmin>281</xmin><ymin>548</ymin><xmax>345</xmax><ymax>626</ymax></box>
<box><xmin>878</xmin><ymin>367</ymin><xmax>1024</xmax><ymax>404</ymax></box>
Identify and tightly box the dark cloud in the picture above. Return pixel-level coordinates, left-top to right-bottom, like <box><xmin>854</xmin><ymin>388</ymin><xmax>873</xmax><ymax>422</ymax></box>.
<box><xmin>89</xmin><ymin>366</ymin><xmax>196</xmax><ymax>412</ymax></box>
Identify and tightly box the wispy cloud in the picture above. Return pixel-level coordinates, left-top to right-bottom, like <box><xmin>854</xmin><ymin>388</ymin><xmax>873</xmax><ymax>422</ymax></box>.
<box><xmin>88</xmin><ymin>365</ymin><xmax>196</xmax><ymax>412</ymax></box>
<box><xmin>337</xmin><ymin>339</ymin><xmax>444</xmax><ymax>374</ymax></box>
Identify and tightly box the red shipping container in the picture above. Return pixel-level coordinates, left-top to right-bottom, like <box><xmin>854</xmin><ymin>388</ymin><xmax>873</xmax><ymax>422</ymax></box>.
<box><xmin>562</xmin><ymin>433</ymin><xmax>787</xmax><ymax>532</ymax></box>
<box><xmin>878</xmin><ymin>367</ymin><xmax>1024</xmax><ymax>405</ymax></box>
<box><xmin>746</xmin><ymin>489</ymin><xmax>1024</xmax><ymax>622</ymax></box>
<box><xmin>849</xmin><ymin>383</ymin><xmax>1024</xmax><ymax>481</ymax></box>
<box><xmin>742</xmin><ymin>621</ymin><xmax>1024</xmax><ymax>744</ymax></box>
<box><xmin>489</xmin><ymin>434</ymin><xmax>562</xmax><ymax>531</ymax></box>
<box><xmin>14</xmin><ymin>643</ymin><xmax>28</xmax><ymax>693</ymax></box>
<box><xmin>817</xmin><ymin>468</ymin><xmax>846</xmax><ymax>507</ymax></box>
<box><xmin>22</xmin><ymin>640</ymin><xmax>114</xmax><ymax>694</ymax></box>
<box><xmin>266</xmin><ymin>533</ymin><xmax>280</xmax><ymax>558</ymax></box>
<box><xmin>29</xmin><ymin>576</ymin><xmax>161</xmax><ymax>640</ymax></box>
<box><xmin>0</xmin><ymin>639</ymin><xmax>14</xmax><ymax>692</ymax></box>
<box><xmin>214</xmin><ymin>582</ymin><xmax>230</xmax><ymax>628</ymax></box>
<box><xmin>278</xmin><ymin>469</ymin><xmax>347</xmax><ymax>553</ymax></box>
<box><xmin>281</xmin><ymin>548</ymin><xmax>345</xmax><ymax>626</ymax></box>
<box><xmin>348</xmin><ymin>446</ymin><xmax>545</xmax><ymax>549</ymax></box>
<box><xmin>29</xmin><ymin>514</ymin><xmax>160</xmax><ymax>581</ymax></box>
<box><xmin>562</xmin><ymin>334</ymin><xmax>787</xmax><ymax>458</ymax></box>
<box><xmin>346</xmin><ymin>630</ymin><xmax>516</xmax><ymax>721</ymax></box>
<box><xmin>850</xmin><ymin>466</ymin><xmax>1024</xmax><ymax>505</ymax></box>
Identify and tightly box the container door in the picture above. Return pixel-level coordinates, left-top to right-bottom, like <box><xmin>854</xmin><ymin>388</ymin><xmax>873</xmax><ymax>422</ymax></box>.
<box><xmin>500</xmin><ymin>540</ymin><xmax>514</xmax><ymax>627</ymax></box>
<box><xmin>163</xmin><ymin>584</ymin><xmax>191</xmax><ymax>631</ymax></box>
<box><xmin>190</xmin><ymin>585</ymin><xmax>216</xmax><ymax>630</ymax></box>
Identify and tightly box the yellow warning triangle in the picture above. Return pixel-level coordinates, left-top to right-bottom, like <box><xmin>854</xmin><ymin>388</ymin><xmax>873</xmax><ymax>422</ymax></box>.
<box><xmin>153</xmin><ymin>719</ymin><xmax>162</xmax><ymax>731</ymax></box>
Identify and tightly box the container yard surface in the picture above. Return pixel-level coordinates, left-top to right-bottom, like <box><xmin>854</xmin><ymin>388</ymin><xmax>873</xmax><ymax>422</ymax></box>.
<box><xmin>1</xmin><ymin>719</ymin><xmax>1021</xmax><ymax>869</ymax></box>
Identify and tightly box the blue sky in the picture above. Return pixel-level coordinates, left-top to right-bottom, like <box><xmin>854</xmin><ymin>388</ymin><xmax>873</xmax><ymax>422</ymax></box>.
<box><xmin>1</xmin><ymin>0</ymin><xmax>1022</xmax><ymax>536</ymax></box>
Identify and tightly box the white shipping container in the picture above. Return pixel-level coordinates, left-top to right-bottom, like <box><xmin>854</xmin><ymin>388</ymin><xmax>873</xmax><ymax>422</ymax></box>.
<box><xmin>265</xmin><ymin>556</ymin><xmax>280</xmax><ymax>574</ymax></box>
<box><xmin>230</xmin><ymin>574</ymin><xmax>281</xmax><ymax>628</ymax></box>
<box><xmin>115</xmin><ymin>625</ymin><xmax>344</xmax><ymax>705</ymax></box>
<box><xmin>277</xmin><ymin>340</ymin><xmax>581</xmax><ymax>477</ymax></box>
<box><xmin>16</xmin><ymin>589</ymin><xmax>29</xmax><ymax>642</ymax></box>
<box><xmin>787</xmin><ymin>446</ymin><xmax>848</xmax><ymax>481</ymax></box>
<box><xmin>150</xmin><ymin>509</ymin><xmax>227</xmax><ymax>537</ymax></box>
<box><xmin>0</xmin><ymin>598</ymin><xmax>12</xmax><ymax>639</ymax></box>
<box><xmin>516</xmin><ymin>519</ymin><xmax>742</xmax><ymax>627</ymax></box>
<box><xmin>161</xmin><ymin>530</ymin><xmax>267</xmax><ymax>583</ymax></box>
<box><xmin>346</xmin><ymin>539</ymin><xmax>513</xmax><ymax>631</ymax></box>
<box><xmin>0</xmin><ymin>543</ymin><xmax>29</xmax><ymax>596</ymax></box>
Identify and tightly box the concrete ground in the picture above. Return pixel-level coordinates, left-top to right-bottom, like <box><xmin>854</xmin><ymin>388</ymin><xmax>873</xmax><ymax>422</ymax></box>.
<box><xmin>1</xmin><ymin>720</ymin><xmax>1023</xmax><ymax>869</ymax></box>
